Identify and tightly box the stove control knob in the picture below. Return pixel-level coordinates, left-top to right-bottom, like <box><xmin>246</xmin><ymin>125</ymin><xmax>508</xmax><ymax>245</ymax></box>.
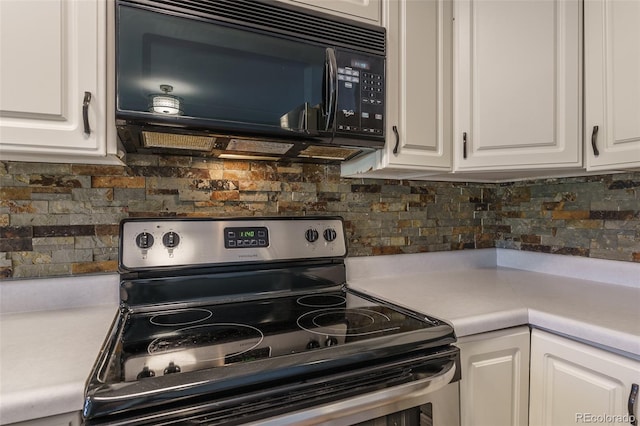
<box><xmin>163</xmin><ymin>362</ymin><xmax>181</xmax><ymax>375</ymax></box>
<box><xmin>323</xmin><ymin>228</ymin><xmax>337</xmax><ymax>242</ymax></box>
<box><xmin>135</xmin><ymin>232</ymin><xmax>154</xmax><ymax>249</ymax></box>
<box><xmin>136</xmin><ymin>366</ymin><xmax>155</xmax><ymax>379</ymax></box>
<box><xmin>305</xmin><ymin>228</ymin><xmax>319</xmax><ymax>243</ymax></box>
<box><xmin>162</xmin><ymin>231</ymin><xmax>180</xmax><ymax>248</ymax></box>
<box><xmin>325</xmin><ymin>337</ymin><xmax>338</xmax><ymax>347</ymax></box>
<box><xmin>306</xmin><ymin>340</ymin><xmax>321</xmax><ymax>350</ymax></box>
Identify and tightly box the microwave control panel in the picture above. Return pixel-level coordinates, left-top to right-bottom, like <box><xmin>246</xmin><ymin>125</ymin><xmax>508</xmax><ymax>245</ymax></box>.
<box><xmin>335</xmin><ymin>50</ymin><xmax>385</xmax><ymax>138</ymax></box>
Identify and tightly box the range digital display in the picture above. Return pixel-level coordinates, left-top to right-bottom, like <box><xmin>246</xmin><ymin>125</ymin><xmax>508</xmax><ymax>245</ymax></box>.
<box><xmin>224</xmin><ymin>226</ymin><xmax>269</xmax><ymax>248</ymax></box>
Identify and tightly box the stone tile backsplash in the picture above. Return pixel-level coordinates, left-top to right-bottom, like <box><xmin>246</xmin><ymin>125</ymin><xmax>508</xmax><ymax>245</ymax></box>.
<box><xmin>495</xmin><ymin>174</ymin><xmax>640</xmax><ymax>261</ymax></box>
<box><xmin>0</xmin><ymin>156</ymin><xmax>638</xmax><ymax>278</ymax></box>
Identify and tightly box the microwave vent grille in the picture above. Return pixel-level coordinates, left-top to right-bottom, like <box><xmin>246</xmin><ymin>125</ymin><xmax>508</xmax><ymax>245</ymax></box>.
<box><xmin>298</xmin><ymin>146</ymin><xmax>360</xmax><ymax>161</ymax></box>
<box><xmin>142</xmin><ymin>131</ymin><xmax>216</xmax><ymax>151</ymax></box>
<box><xmin>123</xmin><ymin>0</ymin><xmax>385</xmax><ymax>56</ymax></box>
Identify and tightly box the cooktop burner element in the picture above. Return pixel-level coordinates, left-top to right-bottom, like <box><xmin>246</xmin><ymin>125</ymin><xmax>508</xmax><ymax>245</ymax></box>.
<box><xmin>147</xmin><ymin>323</ymin><xmax>264</xmax><ymax>354</ymax></box>
<box><xmin>297</xmin><ymin>307</ymin><xmax>399</xmax><ymax>337</ymax></box>
<box><xmin>296</xmin><ymin>294</ymin><xmax>347</xmax><ymax>307</ymax></box>
<box><xmin>149</xmin><ymin>308</ymin><xmax>213</xmax><ymax>326</ymax></box>
<box><xmin>84</xmin><ymin>217</ymin><xmax>459</xmax><ymax>425</ymax></box>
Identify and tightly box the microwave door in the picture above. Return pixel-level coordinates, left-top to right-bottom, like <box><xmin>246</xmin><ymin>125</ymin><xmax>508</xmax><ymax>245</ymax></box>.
<box><xmin>281</xmin><ymin>47</ymin><xmax>337</xmax><ymax>136</ymax></box>
<box><xmin>322</xmin><ymin>48</ymin><xmax>338</xmax><ymax>133</ymax></box>
<box><xmin>116</xmin><ymin>3</ymin><xmax>327</xmax><ymax>138</ymax></box>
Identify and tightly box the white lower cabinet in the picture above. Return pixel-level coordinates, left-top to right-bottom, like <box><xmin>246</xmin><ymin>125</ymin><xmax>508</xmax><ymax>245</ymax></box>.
<box><xmin>7</xmin><ymin>412</ymin><xmax>81</xmax><ymax>426</ymax></box>
<box><xmin>530</xmin><ymin>329</ymin><xmax>640</xmax><ymax>426</ymax></box>
<box><xmin>457</xmin><ymin>326</ymin><xmax>530</xmax><ymax>426</ymax></box>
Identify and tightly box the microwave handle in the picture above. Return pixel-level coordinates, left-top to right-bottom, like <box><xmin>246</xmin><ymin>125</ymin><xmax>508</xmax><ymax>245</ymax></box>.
<box><xmin>323</xmin><ymin>48</ymin><xmax>338</xmax><ymax>131</ymax></box>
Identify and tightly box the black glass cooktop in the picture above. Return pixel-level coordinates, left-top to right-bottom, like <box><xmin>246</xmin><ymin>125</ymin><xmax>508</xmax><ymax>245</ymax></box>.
<box><xmin>107</xmin><ymin>288</ymin><xmax>453</xmax><ymax>383</ymax></box>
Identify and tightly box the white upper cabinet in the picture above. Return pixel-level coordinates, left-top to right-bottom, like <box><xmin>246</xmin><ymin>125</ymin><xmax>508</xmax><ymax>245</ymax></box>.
<box><xmin>454</xmin><ymin>0</ymin><xmax>582</xmax><ymax>171</ymax></box>
<box><xmin>275</xmin><ymin>0</ymin><xmax>381</xmax><ymax>25</ymax></box>
<box><xmin>342</xmin><ymin>0</ymin><xmax>453</xmax><ymax>179</ymax></box>
<box><xmin>0</xmin><ymin>0</ymin><xmax>118</xmax><ymax>164</ymax></box>
<box><xmin>585</xmin><ymin>0</ymin><xmax>640</xmax><ymax>171</ymax></box>
<box><xmin>382</xmin><ymin>0</ymin><xmax>453</xmax><ymax>172</ymax></box>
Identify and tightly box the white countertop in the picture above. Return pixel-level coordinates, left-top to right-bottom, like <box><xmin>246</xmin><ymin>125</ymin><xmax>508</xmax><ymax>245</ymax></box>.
<box><xmin>347</xmin><ymin>249</ymin><xmax>640</xmax><ymax>357</ymax></box>
<box><xmin>0</xmin><ymin>249</ymin><xmax>639</xmax><ymax>424</ymax></box>
<box><xmin>0</xmin><ymin>274</ymin><xmax>120</xmax><ymax>425</ymax></box>
<box><xmin>0</xmin><ymin>306</ymin><xmax>117</xmax><ymax>425</ymax></box>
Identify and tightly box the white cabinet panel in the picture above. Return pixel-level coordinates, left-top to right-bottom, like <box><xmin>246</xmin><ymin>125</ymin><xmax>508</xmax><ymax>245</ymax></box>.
<box><xmin>454</xmin><ymin>0</ymin><xmax>582</xmax><ymax>171</ymax></box>
<box><xmin>585</xmin><ymin>0</ymin><xmax>640</xmax><ymax>170</ymax></box>
<box><xmin>457</xmin><ymin>326</ymin><xmax>530</xmax><ymax>426</ymax></box>
<box><xmin>0</xmin><ymin>1</ymin><xmax>63</xmax><ymax>117</ymax></box>
<box><xmin>530</xmin><ymin>329</ymin><xmax>640</xmax><ymax>426</ymax></box>
<box><xmin>276</xmin><ymin>0</ymin><xmax>381</xmax><ymax>24</ymax></box>
<box><xmin>0</xmin><ymin>0</ymin><xmax>117</xmax><ymax>163</ymax></box>
<box><xmin>472</xmin><ymin>1</ymin><xmax>555</xmax><ymax>149</ymax></box>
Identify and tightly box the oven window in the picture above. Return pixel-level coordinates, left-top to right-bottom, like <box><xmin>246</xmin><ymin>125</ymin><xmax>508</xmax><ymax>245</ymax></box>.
<box><xmin>117</xmin><ymin>4</ymin><xmax>325</xmax><ymax>131</ymax></box>
<box><xmin>421</xmin><ymin>403</ymin><xmax>434</xmax><ymax>426</ymax></box>
<box><xmin>353</xmin><ymin>406</ymin><xmax>422</xmax><ymax>426</ymax></box>
<box><xmin>351</xmin><ymin>404</ymin><xmax>439</xmax><ymax>426</ymax></box>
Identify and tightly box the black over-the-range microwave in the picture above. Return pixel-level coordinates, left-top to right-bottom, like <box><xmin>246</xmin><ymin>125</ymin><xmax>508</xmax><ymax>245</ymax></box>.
<box><xmin>115</xmin><ymin>0</ymin><xmax>386</xmax><ymax>163</ymax></box>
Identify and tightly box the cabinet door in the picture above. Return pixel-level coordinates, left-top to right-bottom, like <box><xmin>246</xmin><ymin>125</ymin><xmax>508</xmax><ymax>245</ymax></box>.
<box><xmin>275</xmin><ymin>0</ymin><xmax>381</xmax><ymax>24</ymax></box>
<box><xmin>585</xmin><ymin>0</ymin><xmax>640</xmax><ymax>170</ymax></box>
<box><xmin>341</xmin><ymin>0</ymin><xmax>453</xmax><ymax>178</ymax></box>
<box><xmin>0</xmin><ymin>0</ymin><xmax>107</xmax><ymax>160</ymax></box>
<box><xmin>457</xmin><ymin>326</ymin><xmax>530</xmax><ymax>426</ymax></box>
<box><xmin>454</xmin><ymin>0</ymin><xmax>582</xmax><ymax>171</ymax></box>
<box><xmin>8</xmin><ymin>411</ymin><xmax>81</xmax><ymax>426</ymax></box>
<box><xmin>530</xmin><ymin>329</ymin><xmax>640</xmax><ymax>426</ymax></box>
<box><xmin>384</xmin><ymin>0</ymin><xmax>452</xmax><ymax>171</ymax></box>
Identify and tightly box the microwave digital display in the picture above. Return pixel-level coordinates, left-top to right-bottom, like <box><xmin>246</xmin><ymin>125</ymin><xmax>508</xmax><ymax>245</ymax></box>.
<box><xmin>351</xmin><ymin>59</ymin><xmax>371</xmax><ymax>70</ymax></box>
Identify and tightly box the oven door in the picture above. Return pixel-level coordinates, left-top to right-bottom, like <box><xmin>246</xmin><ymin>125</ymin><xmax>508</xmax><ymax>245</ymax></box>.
<box><xmin>88</xmin><ymin>347</ymin><xmax>459</xmax><ymax>426</ymax></box>
<box><xmin>249</xmin><ymin>359</ymin><xmax>459</xmax><ymax>426</ymax></box>
<box><xmin>353</xmin><ymin>382</ymin><xmax>460</xmax><ymax>426</ymax></box>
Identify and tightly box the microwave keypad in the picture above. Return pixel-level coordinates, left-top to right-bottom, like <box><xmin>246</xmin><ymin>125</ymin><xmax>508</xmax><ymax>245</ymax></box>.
<box><xmin>361</xmin><ymin>72</ymin><xmax>383</xmax><ymax>104</ymax></box>
<box><xmin>338</xmin><ymin>67</ymin><xmax>360</xmax><ymax>83</ymax></box>
<box><xmin>358</xmin><ymin>72</ymin><xmax>383</xmax><ymax>135</ymax></box>
<box><xmin>335</xmin><ymin>51</ymin><xmax>384</xmax><ymax>137</ymax></box>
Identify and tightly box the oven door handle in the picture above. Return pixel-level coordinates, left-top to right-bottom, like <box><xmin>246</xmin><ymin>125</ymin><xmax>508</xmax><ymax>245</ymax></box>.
<box><xmin>246</xmin><ymin>360</ymin><xmax>457</xmax><ymax>426</ymax></box>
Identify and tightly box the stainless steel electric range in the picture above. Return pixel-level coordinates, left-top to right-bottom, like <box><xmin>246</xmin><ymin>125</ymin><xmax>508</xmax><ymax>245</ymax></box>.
<box><xmin>84</xmin><ymin>217</ymin><xmax>460</xmax><ymax>425</ymax></box>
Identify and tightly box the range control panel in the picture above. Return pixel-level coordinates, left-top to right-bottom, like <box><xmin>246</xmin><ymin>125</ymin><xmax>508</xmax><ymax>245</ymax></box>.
<box><xmin>224</xmin><ymin>227</ymin><xmax>269</xmax><ymax>248</ymax></box>
<box><xmin>120</xmin><ymin>217</ymin><xmax>346</xmax><ymax>270</ymax></box>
